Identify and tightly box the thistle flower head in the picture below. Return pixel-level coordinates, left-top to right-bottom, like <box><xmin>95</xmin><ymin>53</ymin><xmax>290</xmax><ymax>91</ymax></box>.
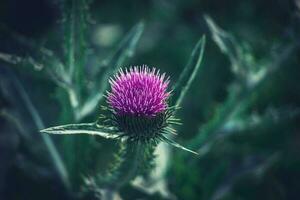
<box><xmin>103</xmin><ymin>65</ymin><xmax>176</xmax><ymax>141</ymax></box>
<box><xmin>107</xmin><ymin>66</ymin><xmax>170</xmax><ymax>117</ymax></box>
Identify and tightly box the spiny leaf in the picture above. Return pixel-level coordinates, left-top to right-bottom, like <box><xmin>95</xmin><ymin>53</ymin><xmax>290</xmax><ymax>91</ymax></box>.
<box><xmin>196</xmin><ymin>107</ymin><xmax>300</xmax><ymax>157</ymax></box>
<box><xmin>0</xmin><ymin>52</ymin><xmax>71</xmax><ymax>89</ymax></box>
<box><xmin>0</xmin><ymin>52</ymin><xmax>44</xmax><ymax>72</ymax></box>
<box><xmin>204</xmin><ymin>15</ymin><xmax>245</xmax><ymax>77</ymax></box>
<box><xmin>185</xmin><ymin>16</ymin><xmax>298</xmax><ymax>154</ymax></box>
<box><xmin>204</xmin><ymin>15</ymin><xmax>241</xmax><ymax>63</ymax></box>
<box><xmin>41</xmin><ymin>123</ymin><xmax>119</xmax><ymax>139</ymax></box>
<box><xmin>205</xmin><ymin>15</ymin><xmax>265</xmax><ymax>84</ymax></box>
<box><xmin>78</xmin><ymin>22</ymin><xmax>145</xmax><ymax>120</ymax></box>
<box><xmin>0</xmin><ymin>24</ymin><xmax>70</xmax><ymax>84</ymax></box>
<box><xmin>172</xmin><ymin>35</ymin><xmax>206</xmax><ymax>108</ymax></box>
<box><xmin>160</xmin><ymin>135</ymin><xmax>198</xmax><ymax>155</ymax></box>
<box><xmin>210</xmin><ymin>153</ymin><xmax>281</xmax><ymax>200</ymax></box>
<box><xmin>188</xmin><ymin>89</ymin><xmax>241</xmax><ymax>150</ymax></box>
<box><xmin>0</xmin><ymin>52</ymin><xmax>24</xmax><ymax>65</ymax></box>
<box><xmin>187</xmin><ymin>42</ymin><xmax>297</xmax><ymax>154</ymax></box>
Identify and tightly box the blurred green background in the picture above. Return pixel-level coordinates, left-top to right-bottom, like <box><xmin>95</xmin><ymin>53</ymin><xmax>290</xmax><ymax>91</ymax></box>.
<box><xmin>0</xmin><ymin>0</ymin><xmax>300</xmax><ymax>199</ymax></box>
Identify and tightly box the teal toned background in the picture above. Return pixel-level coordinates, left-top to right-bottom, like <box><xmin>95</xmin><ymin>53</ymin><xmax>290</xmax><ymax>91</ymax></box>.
<box><xmin>0</xmin><ymin>0</ymin><xmax>300</xmax><ymax>199</ymax></box>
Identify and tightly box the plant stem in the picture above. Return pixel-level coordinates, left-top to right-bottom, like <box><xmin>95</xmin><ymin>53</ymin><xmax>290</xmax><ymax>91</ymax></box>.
<box><xmin>104</xmin><ymin>140</ymin><xmax>154</xmax><ymax>191</ymax></box>
<box><xmin>114</xmin><ymin>141</ymin><xmax>142</xmax><ymax>190</ymax></box>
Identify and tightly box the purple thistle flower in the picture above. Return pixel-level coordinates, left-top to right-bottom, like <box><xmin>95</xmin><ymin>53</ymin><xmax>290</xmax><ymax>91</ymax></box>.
<box><xmin>107</xmin><ymin>65</ymin><xmax>170</xmax><ymax>117</ymax></box>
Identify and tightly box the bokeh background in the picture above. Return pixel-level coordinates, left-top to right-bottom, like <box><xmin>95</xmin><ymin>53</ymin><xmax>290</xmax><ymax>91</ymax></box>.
<box><xmin>0</xmin><ymin>0</ymin><xmax>300</xmax><ymax>199</ymax></box>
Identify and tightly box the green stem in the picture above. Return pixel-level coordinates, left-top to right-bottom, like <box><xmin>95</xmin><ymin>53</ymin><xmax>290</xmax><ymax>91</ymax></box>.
<box><xmin>114</xmin><ymin>142</ymin><xmax>142</xmax><ymax>189</ymax></box>
<box><xmin>104</xmin><ymin>140</ymin><xmax>155</xmax><ymax>190</ymax></box>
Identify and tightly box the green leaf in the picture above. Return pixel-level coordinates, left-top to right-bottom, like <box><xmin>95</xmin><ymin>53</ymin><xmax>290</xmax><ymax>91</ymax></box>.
<box><xmin>160</xmin><ymin>135</ymin><xmax>198</xmax><ymax>155</ymax></box>
<box><xmin>0</xmin><ymin>52</ymin><xmax>24</xmax><ymax>65</ymax></box>
<box><xmin>172</xmin><ymin>35</ymin><xmax>206</xmax><ymax>108</ymax></box>
<box><xmin>0</xmin><ymin>24</ymin><xmax>70</xmax><ymax>85</ymax></box>
<box><xmin>204</xmin><ymin>15</ymin><xmax>241</xmax><ymax>64</ymax></box>
<box><xmin>204</xmin><ymin>15</ymin><xmax>261</xmax><ymax>84</ymax></box>
<box><xmin>204</xmin><ymin>15</ymin><xmax>245</xmax><ymax>76</ymax></box>
<box><xmin>9</xmin><ymin>74</ymin><xmax>70</xmax><ymax>188</ymax></box>
<box><xmin>210</xmin><ymin>153</ymin><xmax>281</xmax><ymax>200</ymax></box>
<box><xmin>100</xmin><ymin>21</ymin><xmax>145</xmax><ymax>70</ymax></box>
<box><xmin>184</xmin><ymin>16</ymin><xmax>297</xmax><ymax>155</ymax></box>
<box><xmin>187</xmin><ymin>43</ymin><xmax>296</xmax><ymax>154</ymax></box>
<box><xmin>78</xmin><ymin>22</ymin><xmax>145</xmax><ymax>120</ymax></box>
<box><xmin>0</xmin><ymin>52</ymin><xmax>71</xmax><ymax>90</ymax></box>
<box><xmin>196</xmin><ymin>107</ymin><xmax>300</xmax><ymax>157</ymax></box>
<box><xmin>41</xmin><ymin>123</ymin><xmax>119</xmax><ymax>139</ymax></box>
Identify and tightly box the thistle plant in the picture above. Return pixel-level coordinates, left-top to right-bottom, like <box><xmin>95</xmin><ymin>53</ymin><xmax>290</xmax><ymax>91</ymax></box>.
<box><xmin>0</xmin><ymin>0</ymin><xmax>147</xmax><ymax>193</ymax></box>
<box><xmin>41</xmin><ymin>64</ymin><xmax>200</xmax><ymax>193</ymax></box>
<box><xmin>0</xmin><ymin>0</ymin><xmax>206</xmax><ymax>192</ymax></box>
<box><xmin>0</xmin><ymin>1</ymin><xmax>206</xmax><ymax>193</ymax></box>
<box><xmin>2</xmin><ymin>0</ymin><xmax>296</xmax><ymax>199</ymax></box>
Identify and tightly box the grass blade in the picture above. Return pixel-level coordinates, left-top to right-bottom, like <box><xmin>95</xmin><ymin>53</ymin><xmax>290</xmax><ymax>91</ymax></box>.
<box><xmin>78</xmin><ymin>22</ymin><xmax>144</xmax><ymax>120</ymax></box>
<box><xmin>11</xmin><ymin>74</ymin><xmax>70</xmax><ymax>188</ymax></box>
<box><xmin>171</xmin><ymin>35</ymin><xmax>206</xmax><ymax>108</ymax></box>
